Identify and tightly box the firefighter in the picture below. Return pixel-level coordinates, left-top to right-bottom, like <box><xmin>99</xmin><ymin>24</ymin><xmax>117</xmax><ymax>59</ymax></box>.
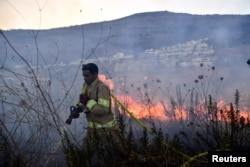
<box><xmin>74</xmin><ymin>63</ymin><xmax>118</xmax><ymax>165</ymax></box>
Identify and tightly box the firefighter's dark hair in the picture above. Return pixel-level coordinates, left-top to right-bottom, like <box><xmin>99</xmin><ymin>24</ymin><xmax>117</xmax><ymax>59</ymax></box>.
<box><xmin>82</xmin><ymin>63</ymin><xmax>99</xmax><ymax>74</ymax></box>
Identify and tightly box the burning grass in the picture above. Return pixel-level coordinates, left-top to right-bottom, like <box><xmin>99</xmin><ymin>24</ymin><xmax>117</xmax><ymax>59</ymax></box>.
<box><xmin>62</xmin><ymin>73</ymin><xmax>250</xmax><ymax>167</ymax></box>
<box><xmin>63</xmin><ymin>91</ymin><xmax>250</xmax><ymax>166</ymax></box>
<box><xmin>69</xmin><ymin>69</ymin><xmax>247</xmax><ymax>166</ymax></box>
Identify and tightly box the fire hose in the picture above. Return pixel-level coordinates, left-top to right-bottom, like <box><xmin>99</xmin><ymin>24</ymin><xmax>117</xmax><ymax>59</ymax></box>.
<box><xmin>110</xmin><ymin>93</ymin><xmax>208</xmax><ymax>167</ymax></box>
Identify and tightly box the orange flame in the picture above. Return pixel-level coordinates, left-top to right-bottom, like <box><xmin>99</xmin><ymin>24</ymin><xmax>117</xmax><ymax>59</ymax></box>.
<box><xmin>99</xmin><ymin>74</ymin><xmax>249</xmax><ymax>122</ymax></box>
<box><xmin>118</xmin><ymin>95</ymin><xmax>169</xmax><ymax>120</ymax></box>
<box><xmin>99</xmin><ymin>74</ymin><xmax>114</xmax><ymax>90</ymax></box>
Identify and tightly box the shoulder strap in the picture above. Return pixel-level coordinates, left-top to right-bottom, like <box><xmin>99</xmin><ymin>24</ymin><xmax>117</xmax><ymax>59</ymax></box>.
<box><xmin>96</xmin><ymin>86</ymin><xmax>99</xmax><ymax>101</ymax></box>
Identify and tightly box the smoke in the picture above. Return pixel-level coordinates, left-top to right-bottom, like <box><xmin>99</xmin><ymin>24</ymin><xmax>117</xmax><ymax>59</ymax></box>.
<box><xmin>1</xmin><ymin>11</ymin><xmax>250</xmax><ymax>127</ymax></box>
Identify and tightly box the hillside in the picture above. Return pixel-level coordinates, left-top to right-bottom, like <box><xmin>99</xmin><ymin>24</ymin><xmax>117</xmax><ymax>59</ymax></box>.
<box><xmin>1</xmin><ymin>11</ymin><xmax>250</xmax><ymax>99</ymax></box>
<box><xmin>2</xmin><ymin>11</ymin><xmax>250</xmax><ymax>56</ymax></box>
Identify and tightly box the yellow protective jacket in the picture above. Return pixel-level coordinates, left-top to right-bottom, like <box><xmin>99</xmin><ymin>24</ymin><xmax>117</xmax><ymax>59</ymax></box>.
<box><xmin>77</xmin><ymin>78</ymin><xmax>115</xmax><ymax>128</ymax></box>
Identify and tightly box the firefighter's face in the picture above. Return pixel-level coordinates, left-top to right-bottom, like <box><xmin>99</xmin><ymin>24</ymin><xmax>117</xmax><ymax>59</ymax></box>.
<box><xmin>82</xmin><ymin>70</ymin><xmax>97</xmax><ymax>85</ymax></box>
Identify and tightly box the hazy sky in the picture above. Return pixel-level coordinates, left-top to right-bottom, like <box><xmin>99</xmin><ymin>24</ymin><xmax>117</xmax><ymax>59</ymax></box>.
<box><xmin>1</xmin><ymin>0</ymin><xmax>250</xmax><ymax>30</ymax></box>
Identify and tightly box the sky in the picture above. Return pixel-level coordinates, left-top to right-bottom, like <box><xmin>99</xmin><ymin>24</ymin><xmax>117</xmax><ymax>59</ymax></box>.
<box><xmin>0</xmin><ymin>0</ymin><xmax>250</xmax><ymax>30</ymax></box>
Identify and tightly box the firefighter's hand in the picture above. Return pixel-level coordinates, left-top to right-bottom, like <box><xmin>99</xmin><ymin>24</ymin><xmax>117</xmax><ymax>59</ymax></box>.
<box><xmin>79</xmin><ymin>94</ymin><xmax>89</xmax><ymax>106</ymax></box>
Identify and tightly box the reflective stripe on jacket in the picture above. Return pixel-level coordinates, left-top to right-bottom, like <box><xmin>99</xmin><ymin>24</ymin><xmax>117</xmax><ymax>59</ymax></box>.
<box><xmin>88</xmin><ymin>118</ymin><xmax>116</xmax><ymax>128</ymax></box>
